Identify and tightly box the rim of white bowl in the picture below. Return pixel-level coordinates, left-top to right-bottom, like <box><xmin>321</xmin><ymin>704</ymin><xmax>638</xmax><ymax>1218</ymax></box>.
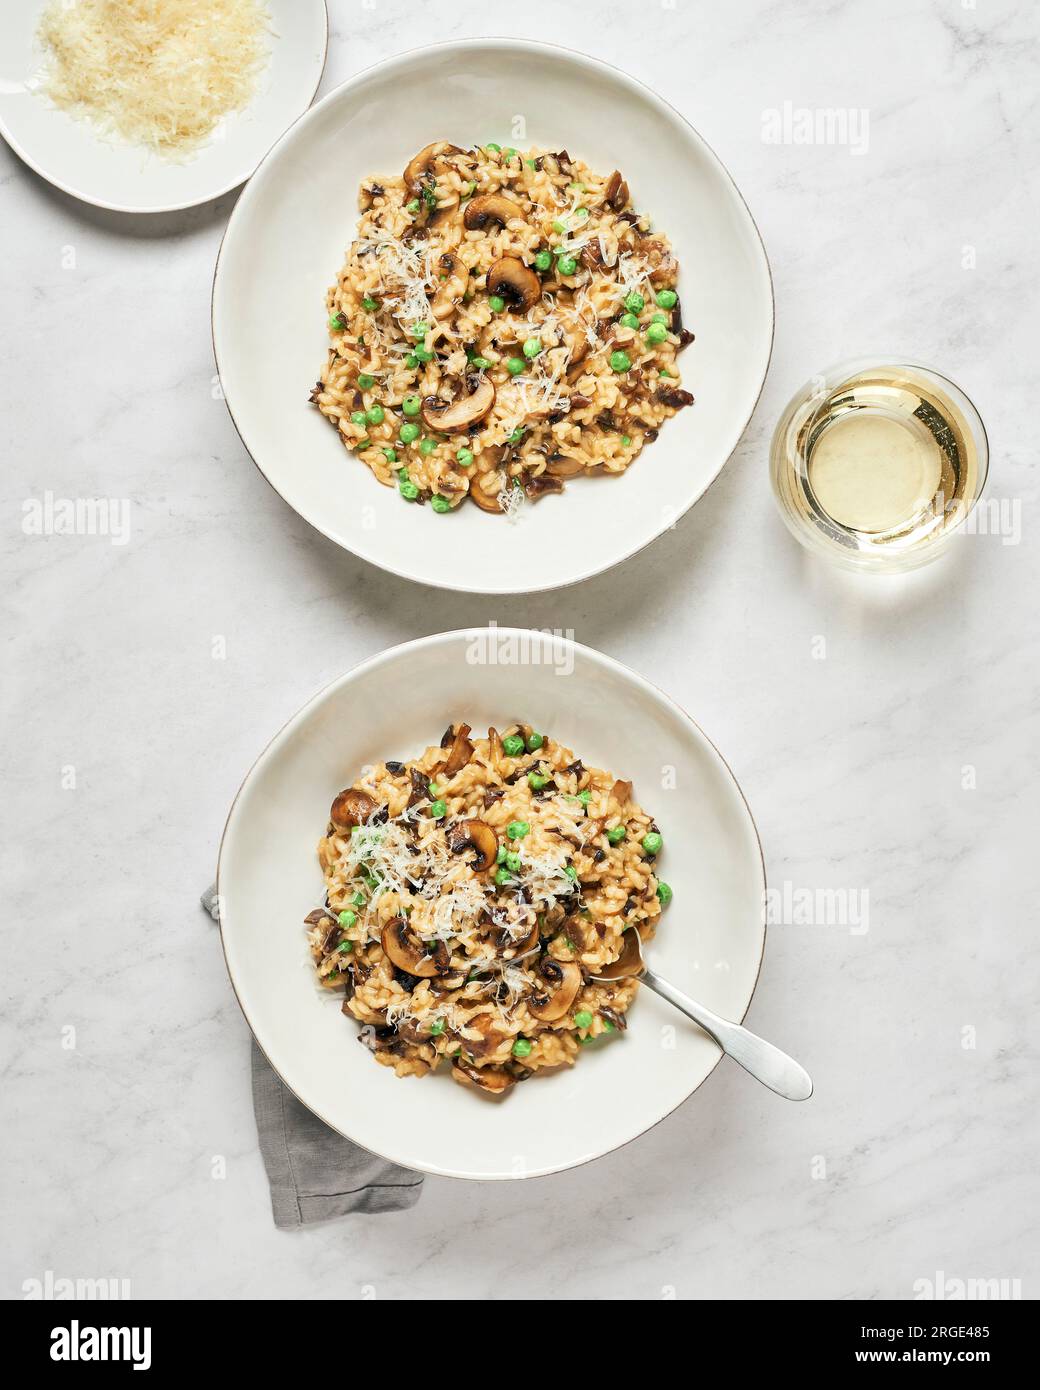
<box><xmin>216</xmin><ymin>627</ymin><xmax>769</xmax><ymax>1180</ymax></box>
<box><xmin>211</xmin><ymin>36</ymin><xmax>775</xmax><ymax>595</ymax></box>
<box><xmin>0</xmin><ymin>1</ymin><xmax>330</xmax><ymax>215</ymax></box>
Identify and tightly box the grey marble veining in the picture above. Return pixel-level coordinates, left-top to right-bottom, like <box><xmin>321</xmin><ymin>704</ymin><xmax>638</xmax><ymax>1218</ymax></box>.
<box><xmin>2</xmin><ymin>0</ymin><xmax>1037</xmax><ymax>1300</ymax></box>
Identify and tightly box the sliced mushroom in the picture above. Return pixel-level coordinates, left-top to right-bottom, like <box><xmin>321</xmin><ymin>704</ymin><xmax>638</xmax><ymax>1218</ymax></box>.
<box><xmin>469</xmin><ymin>469</ymin><xmax>506</xmax><ymax>513</ymax></box>
<box><xmin>407</xmin><ymin>767</ymin><xmax>431</xmax><ymax>807</ymax></box>
<box><xmin>448</xmin><ymin>818</ymin><xmax>498</xmax><ymax>871</ymax></box>
<box><xmin>440</xmin><ymin>722</ymin><xmax>475</xmax><ymax>776</ymax></box>
<box><xmin>487</xmin><ymin>726</ymin><xmax>505</xmax><ymax>765</ymax></box>
<box><xmin>380</xmin><ymin>918</ymin><xmax>450</xmax><ymax>978</ymax></box>
<box><xmin>464</xmin><ymin>193</ymin><xmax>526</xmax><ymax>231</ymax></box>
<box><xmin>603</xmin><ymin>170</ymin><xmax>630</xmax><ymax>210</ymax></box>
<box><xmin>545</xmin><ymin>453</ymin><xmax>587</xmax><ymax>478</ymax></box>
<box><xmin>527</xmin><ymin>959</ymin><xmax>582</xmax><ymax>1021</ymax></box>
<box><xmin>522</xmin><ymin>473</ymin><xmax>564</xmax><ymax>501</ymax></box>
<box><xmin>421</xmin><ymin>375</ymin><xmax>495</xmax><ymax>433</ymax></box>
<box><xmin>403</xmin><ymin>141</ymin><xmax>463</xmax><ymax>194</ymax></box>
<box><xmin>486</xmin><ymin>256</ymin><xmax>541</xmax><ymax>313</ymax></box>
<box><xmin>496</xmin><ymin>917</ymin><xmax>540</xmax><ymax>960</ymax></box>
<box><xmin>330</xmin><ymin>788</ymin><xmax>378</xmax><ymax>831</ymax></box>
<box><xmin>451</xmin><ymin>1058</ymin><xmax>515</xmax><ymax>1094</ymax></box>
<box><xmin>657</xmin><ymin>387</ymin><xmax>695</xmax><ymax>410</ymax></box>
<box><xmin>610</xmin><ymin>779</ymin><xmax>633</xmax><ymax>810</ymax></box>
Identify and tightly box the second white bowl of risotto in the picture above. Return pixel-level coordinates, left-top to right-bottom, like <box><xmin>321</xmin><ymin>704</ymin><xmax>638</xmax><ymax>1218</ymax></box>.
<box><xmin>212</xmin><ymin>39</ymin><xmax>773</xmax><ymax>593</ymax></box>
<box><xmin>218</xmin><ymin>630</ymin><xmax>767</xmax><ymax>1180</ymax></box>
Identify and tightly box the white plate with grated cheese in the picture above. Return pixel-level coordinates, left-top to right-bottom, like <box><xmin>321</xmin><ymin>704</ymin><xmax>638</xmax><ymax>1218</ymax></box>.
<box><xmin>212</xmin><ymin>38</ymin><xmax>774</xmax><ymax>593</ymax></box>
<box><xmin>0</xmin><ymin>1</ymin><xmax>328</xmax><ymax>214</ymax></box>
<box><xmin>217</xmin><ymin>629</ymin><xmax>768</xmax><ymax>1181</ymax></box>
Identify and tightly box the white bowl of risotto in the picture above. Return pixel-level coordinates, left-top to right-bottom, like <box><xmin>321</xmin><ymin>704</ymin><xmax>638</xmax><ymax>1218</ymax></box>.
<box><xmin>212</xmin><ymin>39</ymin><xmax>773</xmax><ymax>593</ymax></box>
<box><xmin>218</xmin><ymin>629</ymin><xmax>767</xmax><ymax>1180</ymax></box>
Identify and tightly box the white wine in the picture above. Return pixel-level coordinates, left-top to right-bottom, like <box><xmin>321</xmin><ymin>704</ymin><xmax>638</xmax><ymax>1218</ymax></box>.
<box><xmin>770</xmin><ymin>362</ymin><xmax>987</xmax><ymax>571</ymax></box>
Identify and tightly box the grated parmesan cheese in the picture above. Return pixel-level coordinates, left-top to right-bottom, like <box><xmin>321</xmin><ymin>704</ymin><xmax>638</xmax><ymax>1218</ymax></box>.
<box><xmin>36</xmin><ymin>0</ymin><xmax>271</xmax><ymax>160</ymax></box>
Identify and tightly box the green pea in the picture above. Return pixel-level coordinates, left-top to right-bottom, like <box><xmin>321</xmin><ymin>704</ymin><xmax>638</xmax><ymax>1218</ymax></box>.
<box><xmin>456</xmin><ymin>447</ymin><xmax>474</xmax><ymax>467</ymax></box>
<box><xmin>574</xmin><ymin>1010</ymin><xmax>593</xmax><ymax>1029</ymax></box>
<box><xmin>429</xmin><ymin>1018</ymin><xmax>446</xmax><ymax>1036</ymax></box>
<box><xmin>507</xmin><ymin>820</ymin><xmax>530</xmax><ymax>840</ymax></box>
<box><xmin>488</xmin><ymin>294</ymin><xmax>505</xmax><ymax>312</ymax></box>
<box><xmin>402</xmin><ymin>395</ymin><xmax>421</xmax><ymax>416</ymax></box>
<box><xmin>406</xmin><ymin>198</ymin><xmax>420</xmax><ymax>214</ymax></box>
<box><xmin>576</xmin><ymin>207</ymin><xmax>590</xmax><ymax>221</ymax></box>
<box><xmin>399</xmin><ymin>479</ymin><xmax>419</xmax><ymax>501</ymax></box>
<box><xmin>362</xmin><ymin>297</ymin><xmax>380</xmax><ymax>312</ymax></box>
<box><xmin>405</xmin><ymin>353</ymin><xmax>419</xmax><ymax>369</ymax></box>
<box><xmin>528</xmin><ymin>772</ymin><xmax>548</xmax><ymax>790</ymax></box>
<box><xmin>399</xmin><ymin>423</ymin><xmax>419</xmax><ymax>444</ymax></box>
<box><xmin>351</xmin><ymin>891</ymin><xmax>365</xmax><ymax>907</ymax></box>
<box><xmin>337</xmin><ymin>910</ymin><xmax>357</xmax><ymax>928</ymax></box>
<box><xmin>526</xmin><ymin>732</ymin><xmax>544</xmax><ymax>751</ymax></box>
<box><xmin>428</xmin><ymin>781</ymin><xmax>439</xmax><ymax>797</ymax></box>
<box><xmin>357</xmin><ymin>372</ymin><xmax>375</xmax><ymax>389</ymax></box>
<box><xmin>621</xmin><ymin>434</ymin><xmax>632</xmax><ymax>446</ymax></box>
<box><xmin>329</xmin><ymin>312</ymin><xmax>347</xmax><ymax>330</ymax></box>
<box><xmin>620</xmin><ymin>312</ymin><xmax>639</xmax><ymax>330</ymax></box>
<box><xmin>656</xmin><ymin>881</ymin><xmax>673</xmax><ymax>906</ymax></box>
<box><xmin>503</xmin><ymin>146</ymin><xmax>517</xmax><ymax>159</ymax></box>
<box><xmin>526</xmin><ymin>158</ymin><xmax>537</xmax><ymax>169</ymax></box>
<box><xmin>429</xmin><ymin>799</ymin><xmax>447</xmax><ymax>818</ymax></box>
<box><xmin>496</xmin><ymin>845</ymin><xmax>508</xmax><ymax>865</ymax></box>
<box><xmin>412</xmin><ymin>322</ymin><xmax>429</xmax><ymax>341</ymax></box>
<box><xmin>651</xmin><ymin>312</ymin><xmax>669</xmax><ymax>325</ymax></box>
<box><xmin>512</xmin><ymin>1038</ymin><xmax>533</xmax><ymax>1058</ymax></box>
<box><xmin>523</xmin><ymin>336</ymin><xmax>542</xmax><ymax>359</ymax></box>
<box><xmin>607</xmin><ymin>826</ymin><xmax>627</xmax><ymax>845</ymax></box>
<box><xmin>414</xmin><ymin>345</ymin><xmax>434</xmax><ymax>363</ymax></box>
<box><xmin>420</xmin><ymin>439</ymin><xmax>436</xmax><ymax>456</ymax></box>
<box><xmin>337</xmin><ymin>940</ymin><xmax>354</xmax><ymax>953</ymax></box>
<box><xmin>350</xmin><ymin>410</ymin><xmax>367</xmax><ymax>426</ymax></box>
<box><xmin>471</xmin><ymin>356</ymin><xmax>491</xmax><ymax>370</ymax></box>
<box><xmin>659</xmin><ymin>368</ymin><xmax>672</xmax><ymax>378</ymax></box>
<box><xmin>552</xmin><ymin>219</ymin><xmax>567</xmax><ymax>235</ymax></box>
<box><xmin>502</xmin><ymin>733</ymin><xmax>525</xmax><ymax>756</ymax></box>
<box><xmin>564</xmin><ymin>865</ymin><xmax>577</xmax><ymax>881</ymax></box>
<box><xmin>624</xmin><ymin>292</ymin><xmax>645</xmax><ymax>313</ymax></box>
<box><xmin>534</xmin><ymin>250</ymin><xmax>552</xmax><ymax>271</ymax></box>
<box><xmin>507</xmin><ymin>357</ymin><xmax>526</xmax><ymax>375</ymax></box>
<box><xmin>356</xmin><ymin>438</ymin><xmax>370</xmax><ymax>450</ymax></box>
<box><xmin>602</xmin><ymin>1017</ymin><xmax>615</xmax><ymax>1032</ymax></box>
<box><xmin>609</xmin><ymin>350</ymin><xmax>631</xmax><ymax>373</ymax></box>
<box><xmin>557</xmin><ymin>255</ymin><xmax>577</xmax><ymax>276</ymax></box>
<box><xmin>505</xmin><ymin>851</ymin><xmax>522</xmax><ymax>872</ymax></box>
<box><xmin>382</xmin><ymin>447</ymin><xmax>397</xmax><ymax>463</ymax></box>
<box><xmin>485</xmin><ymin>142</ymin><xmax>501</xmax><ymax>152</ymax></box>
<box><xmin>646</xmin><ymin>321</ymin><xmax>669</xmax><ymax>345</ymax></box>
<box><xmin>494</xmin><ymin>866</ymin><xmax>514</xmax><ymax>886</ymax></box>
<box><xmin>655</xmin><ymin>289</ymin><xmax>678</xmax><ymax>308</ymax></box>
<box><xmin>508</xmin><ymin>427</ymin><xmax>524</xmax><ymax>444</ymax></box>
<box><xmin>365</xmin><ymin>405</ymin><xmax>384</xmax><ymax>425</ymax></box>
<box><xmin>577</xmin><ymin>789</ymin><xmax>591</xmax><ymax>806</ymax></box>
<box><xmin>431</xmin><ymin>495</ymin><xmax>452</xmax><ymax>513</ymax></box>
<box><xmin>642</xmin><ymin>831</ymin><xmax>663</xmax><ymax>856</ymax></box>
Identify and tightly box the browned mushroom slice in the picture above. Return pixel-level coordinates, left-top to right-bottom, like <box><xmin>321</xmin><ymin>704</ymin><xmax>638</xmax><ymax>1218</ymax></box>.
<box><xmin>381</xmin><ymin>918</ymin><xmax>450</xmax><ymax>978</ymax></box>
<box><xmin>486</xmin><ymin>256</ymin><xmax>541</xmax><ymax>313</ymax></box>
<box><xmin>447</xmin><ymin>818</ymin><xmax>498</xmax><ymax>871</ymax></box>
<box><xmin>610</xmin><ymin>779</ymin><xmax>633</xmax><ymax>809</ymax></box>
<box><xmin>451</xmin><ymin>1058</ymin><xmax>515</xmax><ymax>1094</ymax></box>
<box><xmin>439</xmin><ymin>722</ymin><xmax>474</xmax><ymax>776</ymax></box>
<box><xmin>545</xmin><ymin>452</ymin><xmax>587</xmax><ymax>478</ymax></box>
<box><xmin>403</xmin><ymin>141</ymin><xmax>464</xmax><ymax>194</ymax></box>
<box><xmin>464</xmin><ymin>193</ymin><xmax>526</xmax><ymax>231</ymax></box>
<box><xmin>469</xmin><ymin>470</ymin><xmax>506</xmax><ymax>513</ymax></box>
<box><xmin>407</xmin><ymin>766</ymin><xmax>431</xmax><ymax>806</ymax></box>
<box><xmin>603</xmin><ymin>170</ymin><xmax>630</xmax><ymax>211</ymax></box>
<box><xmin>421</xmin><ymin>375</ymin><xmax>495</xmax><ymax>433</ymax></box>
<box><xmin>497</xmin><ymin>918</ymin><xmax>539</xmax><ymax>959</ymax></box>
<box><xmin>487</xmin><ymin>727</ymin><xmax>505</xmax><ymax>764</ymax></box>
<box><xmin>522</xmin><ymin>473</ymin><xmax>564</xmax><ymax>501</ymax></box>
<box><xmin>657</xmin><ymin>387</ymin><xmax>695</xmax><ymax>410</ymax></box>
<box><xmin>527</xmin><ymin>959</ymin><xmax>583</xmax><ymax>1021</ymax></box>
<box><xmin>330</xmin><ymin>787</ymin><xmax>378</xmax><ymax>831</ymax></box>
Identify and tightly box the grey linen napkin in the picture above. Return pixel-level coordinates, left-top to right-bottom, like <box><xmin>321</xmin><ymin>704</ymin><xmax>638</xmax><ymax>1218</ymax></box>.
<box><xmin>202</xmin><ymin>884</ymin><xmax>424</xmax><ymax>1229</ymax></box>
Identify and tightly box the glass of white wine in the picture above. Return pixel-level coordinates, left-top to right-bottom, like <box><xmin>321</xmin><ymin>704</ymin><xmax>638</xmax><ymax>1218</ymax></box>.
<box><xmin>770</xmin><ymin>360</ymin><xmax>989</xmax><ymax>572</ymax></box>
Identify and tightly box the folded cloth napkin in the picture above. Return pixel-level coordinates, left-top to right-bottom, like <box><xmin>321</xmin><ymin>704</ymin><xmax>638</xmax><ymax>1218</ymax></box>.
<box><xmin>202</xmin><ymin>884</ymin><xmax>424</xmax><ymax>1229</ymax></box>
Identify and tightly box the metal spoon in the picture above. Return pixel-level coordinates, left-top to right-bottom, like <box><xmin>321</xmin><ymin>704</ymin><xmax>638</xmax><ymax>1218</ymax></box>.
<box><xmin>591</xmin><ymin>931</ymin><xmax>813</xmax><ymax>1101</ymax></box>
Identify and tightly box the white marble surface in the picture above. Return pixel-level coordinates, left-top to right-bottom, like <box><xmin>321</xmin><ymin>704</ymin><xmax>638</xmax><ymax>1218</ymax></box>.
<box><xmin>2</xmin><ymin>0</ymin><xmax>1037</xmax><ymax>1301</ymax></box>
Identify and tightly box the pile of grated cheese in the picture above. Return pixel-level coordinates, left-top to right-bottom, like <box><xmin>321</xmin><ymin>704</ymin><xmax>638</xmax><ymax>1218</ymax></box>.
<box><xmin>36</xmin><ymin>0</ymin><xmax>271</xmax><ymax>160</ymax></box>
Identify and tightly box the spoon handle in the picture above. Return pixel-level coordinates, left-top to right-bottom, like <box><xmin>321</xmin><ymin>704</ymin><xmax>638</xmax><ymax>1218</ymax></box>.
<box><xmin>640</xmin><ymin>967</ymin><xmax>813</xmax><ymax>1102</ymax></box>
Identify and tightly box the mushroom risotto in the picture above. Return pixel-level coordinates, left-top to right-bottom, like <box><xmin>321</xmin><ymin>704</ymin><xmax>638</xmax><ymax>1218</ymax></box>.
<box><xmin>309</xmin><ymin>142</ymin><xmax>695</xmax><ymax>515</ymax></box>
<box><xmin>305</xmin><ymin>723</ymin><xmax>672</xmax><ymax>1094</ymax></box>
